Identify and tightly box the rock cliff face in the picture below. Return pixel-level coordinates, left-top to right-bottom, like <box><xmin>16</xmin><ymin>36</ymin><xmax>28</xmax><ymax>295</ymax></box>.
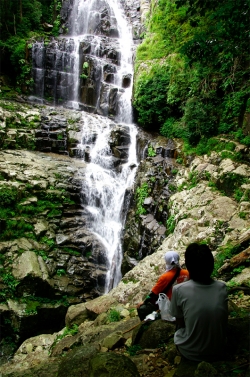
<box><xmin>31</xmin><ymin>0</ymin><xmax>143</xmax><ymax>110</ymax></box>
<box><xmin>110</xmin><ymin>142</ymin><xmax>250</xmax><ymax>305</ymax></box>
<box><xmin>0</xmin><ymin>100</ymin><xmax>142</xmax><ymax>343</ymax></box>
<box><xmin>122</xmin><ymin>134</ymin><xmax>178</xmax><ymax>274</ymax></box>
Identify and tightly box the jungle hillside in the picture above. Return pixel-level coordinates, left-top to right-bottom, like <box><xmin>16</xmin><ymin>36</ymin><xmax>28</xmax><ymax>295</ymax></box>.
<box><xmin>0</xmin><ymin>0</ymin><xmax>61</xmax><ymax>92</ymax></box>
<box><xmin>133</xmin><ymin>0</ymin><xmax>250</xmax><ymax>154</ymax></box>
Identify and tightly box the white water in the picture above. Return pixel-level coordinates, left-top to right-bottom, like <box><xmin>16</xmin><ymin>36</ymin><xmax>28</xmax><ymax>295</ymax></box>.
<box><xmin>71</xmin><ymin>0</ymin><xmax>138</xmax><ymax>292</ymax></box>
<box><xmin>31</xmin><ymin>0</ymin><xmax>138</xmax><ymax>292</ymax></box>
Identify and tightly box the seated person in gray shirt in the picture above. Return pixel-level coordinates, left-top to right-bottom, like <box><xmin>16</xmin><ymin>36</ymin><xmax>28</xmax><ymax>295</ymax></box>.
<box><xmin>170</xmin><ymin>243</ymin><xmax>228</xmax><ymax>362</ymax></box>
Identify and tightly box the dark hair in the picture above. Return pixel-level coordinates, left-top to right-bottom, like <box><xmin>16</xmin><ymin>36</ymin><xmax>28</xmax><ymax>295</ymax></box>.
<box><xmin>185</xmin><ymin>243</ymin><xmax>214</xmax><ymax>283</ymax></box>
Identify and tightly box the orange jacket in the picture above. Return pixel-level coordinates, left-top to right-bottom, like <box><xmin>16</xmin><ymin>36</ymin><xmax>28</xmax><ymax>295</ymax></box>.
<box><xmin>152</xmin><ymin>268</ymin><xmax>189</xmax><ymax>300</ymax></box>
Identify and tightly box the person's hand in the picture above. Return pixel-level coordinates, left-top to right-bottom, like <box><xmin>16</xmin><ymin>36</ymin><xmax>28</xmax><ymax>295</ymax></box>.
<box><xmin>136</xmin><ymin>301</ymin><xmax>144</xmax><ymax>309</ymax></box>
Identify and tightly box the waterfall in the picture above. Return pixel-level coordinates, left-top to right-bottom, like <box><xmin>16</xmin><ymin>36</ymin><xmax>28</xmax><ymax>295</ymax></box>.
<box><xmin>31</xmin><ymin>0</ymin><xmax>138</xmax><ymax>293</ymax></box>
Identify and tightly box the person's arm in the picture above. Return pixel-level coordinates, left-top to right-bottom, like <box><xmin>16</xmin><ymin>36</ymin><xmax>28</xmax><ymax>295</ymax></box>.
<box><xmin>136</xmin><ymin>291</ymin><xmax>158</xmax><ymax>308</ymax></box>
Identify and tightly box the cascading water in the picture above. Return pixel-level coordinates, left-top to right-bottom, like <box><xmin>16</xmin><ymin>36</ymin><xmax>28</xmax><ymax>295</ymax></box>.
<box><xmin>32</xmin><ymin>0</ymin><xmax>138</xmax><ymax>293</ymax></box>
<box><xmin>74</xmin><ymin>0</ymin><xmax>138</xmax><ymax>292</ymax></box>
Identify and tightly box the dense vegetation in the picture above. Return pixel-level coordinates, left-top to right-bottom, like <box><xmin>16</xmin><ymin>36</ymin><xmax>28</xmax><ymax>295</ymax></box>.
<box><xmin>0</xmin><ymin>0</ymin><xmax>61</xmax><ymax>89</ymax></box>
<box><xmin>133</xmin><ymin>0</ymin><xmax>250</xmax><ymax>149</ymax></box>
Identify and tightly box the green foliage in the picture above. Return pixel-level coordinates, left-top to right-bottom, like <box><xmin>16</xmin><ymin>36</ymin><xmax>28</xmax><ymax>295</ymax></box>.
<box><xmin>0</xmin><ymin>187</ymin><xmax>19</xmax><ymax>207</ymax></box>
<box><xmin>47</xmin><ymin>208</ymin><xmax>62</xmax><ymax>218</ymax></box>
<box><xmin>234</xmin><ymin>189</ymin><xmax>244</xmax><ymax>203</ymax></box>
<box><xmin>231</xmin><ymin>266</ymin><xmax>245</xmax><ymax>275</ymax></box>
<box><xmin>107</xmin><ymin>309</ymin><xmax>121</xmax><ymax>323</ymax></box>
<box><xmin>0</xmin><ymin>219</ymin><xmax>34</xmax><ymax>241</ymax></box>
<box><xmin>177</xmin><ymin>171</ymin><xmax>199</xmax><ymax>191</ymax></box>
<box><xmin>226</xmin><ymin>280</ymin><xmax>240</xmax><ymax>290</ymax></box>
<box><xmin>21</xmin><ymin>294</ymin><xmax>69</xmax><ymax>306</ymax></box>
<box><xmin>24</xmin><ymin>299</ymin><xmax>39</xmax><ymax>315</ymax></box>
<box><xmin>136</xmin><ymin>182</ymin><xmax>149</xmax><ymax>216</ymax></box>
<box><xmin>85</xmin><ymin>251</ymin><xmax>92</xmax><ymax>258</ymax></box>
<box><xmin>57</xmin><ymin>133</ymin><xmax>64</xmax><ymax>140</ymax></box>
<box><xmin>41</xmin><ymin>236</ymin><xmax>55</xmax><ymax>248</ymax></box>
<box><xmin>212</xmin><ymin>244</ymin><xmax>241</xmax><ymax>277</ymax></box>
<box><xmin>51</xmin><ymin>324</ymin><xmax>79</xmax><ymax>351</ymax></box>
<box><xmin>126</xmin><ymin>344</ymin><xmax>142</xmax><ymax>356</ymax></box>
<box><xmin>216</xmin><ymin>173</ymin><xmax>248</xmax><ymax>197</ymax></box>
<box><xmin>233</xmin><ymin>128</ymin><xmax>250</xmax><ymax>147</ymax></box>
<box><xmin>0</xmin><ymin>0</ymin><xmax>62</xmax><ymax>90</ymax></box>
<box><xmin>0</xmin><ymin>270</ymin><xmax>19</xmax><ymax>302</ymax></box>
<box><xmin>61</xmin><ymin>247</ymin><xmax>81</xmax><ymax>256</ymax></box>
<box><xmin>80</xmin><ymin>61</ymin><xmax>89</xmax><ymax>80</ymax></box>
<box><xmin>36</xmin><ymin>249</ymin><xmax>48</xmax><ymax>261</ymax></box>
<box><xmin>147</xmin><ymin>145</ymin><xmax>156</xmax><ymax>157</ymax></box>
<box><xmin>133</xmin><ymin>0</ymin><xmax>250</xmax><ymax>146</ymax></box>
<box><xmin>168</xmin><ymin>184</ymin><xmax>176</xmax><ymax>192</ymax></box>
<box><xmin>239</xmin><ymin>212</ymin><xmax>247</xmax><ymax>220</ymax></box>
<box><xmin>54</xmin><ymin>173</ymin><xmax>62</xmax><ymax>179</ymax></box>
<box><xmin>171</xmin><ymin>168</ymin><xmax>178</xmax><ymax>175</ymax></box>
<box><xmin>166</xmin><ymin>214</ymin><xmax>176</xmax><ymax>235</ymax></box>
<box><xmin>122</xmin><ymin>278</ymin><xmax>139</xmax><ymax>284</ymax></box>
<box><xmin>181</xmin><ymin>137</ymin><xmax>242</xmax><ymax>162</ymax></box>
<box><xmin>2</xmin><ymin>272</ymin><xmax>19</xmax><ymax>292</ymax></box>
<box><xmin>57</xmin><ymin>269</ymin><xmax>66</xmax><ymax>276</ymax></box>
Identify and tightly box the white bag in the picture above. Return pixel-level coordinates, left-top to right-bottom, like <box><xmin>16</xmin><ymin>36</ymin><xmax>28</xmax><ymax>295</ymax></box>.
<box><xmin>144</xmin><ymin>311</ymin><xmax>158</xmax><ymax>321</ymax></box>
<box><xmin>156</xmin><ymin>293</ymin><xmax>176</xmax><ymax>321</ymax></box>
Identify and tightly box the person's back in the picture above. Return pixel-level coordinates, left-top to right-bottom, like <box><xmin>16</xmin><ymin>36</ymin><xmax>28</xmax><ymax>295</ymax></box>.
<box><xmin>170</xmin><ymin>243</ymin><xmax>228</xmax><ymax>362</ymax></box>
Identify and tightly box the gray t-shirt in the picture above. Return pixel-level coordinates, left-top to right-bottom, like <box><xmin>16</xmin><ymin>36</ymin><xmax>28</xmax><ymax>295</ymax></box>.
<box><xmin>170</xmin><ymin>279</ymin><xmax>228</xmax><ymax>362</ymax></box>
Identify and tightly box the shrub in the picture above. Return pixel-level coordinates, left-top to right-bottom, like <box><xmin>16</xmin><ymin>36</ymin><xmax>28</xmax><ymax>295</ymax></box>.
<box><xmin>166</xmin><ymin>214</ymin><xmax>176</xmax><ymax>235</ymax></box>
<box><xmin>136</xmin><ymin>182</ymin><xmax>149</xmax><ymax>216</ymax></box>
<box><xmin>0</xmin><ymin>187</ymin><xmax>19</xmax><ymax>207</ymax></box>
<box><xmin>107</xmin><ymin>309</ymin><xmax>121</xmax><ymax>323</ymax></box>
<box><xmin>147</xmin><ymin>145</ymin><xmax>156</xmax><ymax>157</ymax></box>
<box><xmin>212</xmin><ymin>245</ymin><xmax>241</xmax><ymax>277</ymax></box>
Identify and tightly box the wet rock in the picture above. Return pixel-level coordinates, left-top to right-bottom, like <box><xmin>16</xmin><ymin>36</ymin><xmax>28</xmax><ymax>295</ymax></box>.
<box><xmin>122</xmin><ymin>74</ymin><xmax>132</xmax><ymax>88</ymax></box>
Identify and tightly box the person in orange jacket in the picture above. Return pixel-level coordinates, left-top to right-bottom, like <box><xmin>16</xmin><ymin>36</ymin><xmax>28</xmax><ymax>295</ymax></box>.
<box><xmin>137</xmin><ymin>250</ymin><xmax>189</xmax><ymax>321</ymax></box>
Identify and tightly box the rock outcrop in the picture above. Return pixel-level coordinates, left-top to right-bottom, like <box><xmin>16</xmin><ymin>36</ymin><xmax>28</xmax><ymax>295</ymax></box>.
<box><xmin>0</xmin><ymin>100</ymin><xmax>141</xmax><ymax>344</ymax></box>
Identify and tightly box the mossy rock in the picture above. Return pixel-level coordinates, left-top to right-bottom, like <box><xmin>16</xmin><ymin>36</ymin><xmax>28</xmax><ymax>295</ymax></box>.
<box><xmin>132</xmin><ymin>319</ymin><xmax>175</xmax><ymax>348</ymax></box>
<box><xmin>57</xmin><ymin>344</ymin><xmax>99</xmax><ymax>377</ymax></box>
<box><xmin>88</xmin><ymin>352</ymin><xmax>140</xmax><ymax>377</ymax></box>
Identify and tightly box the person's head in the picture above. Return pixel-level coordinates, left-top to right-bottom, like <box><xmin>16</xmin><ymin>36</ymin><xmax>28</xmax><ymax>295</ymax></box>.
<box><xmin>164</xmin><ymin>250</ymin><xmax>180</xmax><ymax>271</ymax></box>
<box><xmin>185</xmin><ymin>243</ymin><xmax>214</xmax><ymax>282</ymax></box>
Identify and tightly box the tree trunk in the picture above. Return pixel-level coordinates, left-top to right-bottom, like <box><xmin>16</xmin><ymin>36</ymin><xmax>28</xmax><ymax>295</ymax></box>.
<box><xmin>20</xmin><ymin>0</ymin><xmax>23</xmax><ymax>21</ymax></box>
<box><xmin>13</xmin><ymin>14</ymin><xmax>16</xmax><ymax>35</ymax></box>
<box><xmin>53</xmin><ymin>0</ymin><xmax>57</xmax><ymax>22</ymax></box>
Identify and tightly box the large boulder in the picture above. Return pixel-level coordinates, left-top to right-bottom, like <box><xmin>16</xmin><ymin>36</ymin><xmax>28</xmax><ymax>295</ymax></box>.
<box><xmin>88</xmin><ymin>352</ymin><xmax>140</xmax><ymax>377</ymax></box>
<box><xmin>65</xmin><ymin>302</ymin><xmax>88</xmax><ymax>327</ymax></box>
<box><xmin>57</xmin><ymin>345</ymin><xmax>99</xmax><ymax>377</ymax></box>
<box><xmin>84</xmin><ymin>295</ymin><xmax>118</xmax><ymax>319</ymax></box>
<box><xmin>132</xmin><ymin>319</ymin><xmax>175</xmax><ymax>349</ymax></box>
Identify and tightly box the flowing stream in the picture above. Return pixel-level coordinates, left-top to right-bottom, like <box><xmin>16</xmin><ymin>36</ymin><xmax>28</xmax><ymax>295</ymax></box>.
<box><xmin>32</xmin><ymin>0</ymin><xmax>138</xmax><ymax>292</ymax></box>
